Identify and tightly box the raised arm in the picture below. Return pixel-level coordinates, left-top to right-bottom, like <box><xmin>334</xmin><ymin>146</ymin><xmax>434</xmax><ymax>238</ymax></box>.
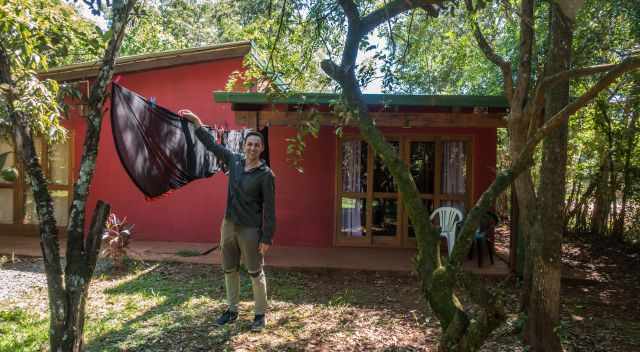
<box><xmin>178</xmin><ymin>109</ymin><xmax>234</xmax><ymax>164</ymax></box>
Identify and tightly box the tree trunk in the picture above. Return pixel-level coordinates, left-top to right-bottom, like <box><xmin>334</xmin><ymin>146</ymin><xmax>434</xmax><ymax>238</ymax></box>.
<box><xmin>1</xmin><ymin>38</ymin><xmax>68</xmax><ymax>352</ymax></box>
<box><xmin>525</xmin><ymin>2</ymin><xmax>573</xmax><ymax>351</ymax></box>
<box><xmin>591</xmin><ymin>150</ymin><xmax>611</xmax><ymax>235</ymax></box>
<box><xmin>0</xmin><ymin>0</ymin><xmax>134</xmax><ymax>350</ymax></box>
<box><xmin>564</xmin><ymin>176</ymin><xmax>581</xmax><ymax>228</ymax></box>
<box><xmin>61</xmin><ymin>201</ymin><xmax>111</xmax><ymax>351</ymax></box>
<box><xmin>613</xmin><ymin>93</ymin><xmax>638</xmax><ymax>238</ymax></box>
<box><xmin>567</xmin><ymin>165</ymin><xmax>599</xmax><ymax>232</ymax></box>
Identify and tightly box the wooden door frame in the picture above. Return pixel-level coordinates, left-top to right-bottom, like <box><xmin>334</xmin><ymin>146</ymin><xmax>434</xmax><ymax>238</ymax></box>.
<box><xmin>335</xmin><ymin>133</ymin><xmax>475</xmax><ymax>249</ymax></box>
<box><xmin>0</xmin><ymin>133</ymin><xmax>75</xmax><ymax>237</ymax></box>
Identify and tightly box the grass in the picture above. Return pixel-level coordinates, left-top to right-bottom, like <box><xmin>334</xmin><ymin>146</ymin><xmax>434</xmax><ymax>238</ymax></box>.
<box><xmin>2</xmin><ymin>237</ymin><xmax>639</xmax><ymax>352</ymax></box>
<box><xmin>0</xmin><ymin>308</ymin><xmax>48</xmax><ymax>352</ymax></box>
<box><xmin>0</xmin><ymin>261</ymin><xmax>431</xmax><ymax>352</ymax></box>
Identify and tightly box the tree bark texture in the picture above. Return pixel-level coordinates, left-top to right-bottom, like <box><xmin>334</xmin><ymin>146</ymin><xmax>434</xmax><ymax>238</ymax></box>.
<box><xmin>0</xmin><ymin>37</ymin><xmax>69</xmax><ymax>352</ymax></box>
<box><xmin>62</xmin><ymin>1</ymin><xmax>135</xmax><ymax>350</ymax></box>
<box><xmin>324</xmin><ymin>0</ymin><xmax>639</xmax><ymax>350</ymax></box>
<box><xmin>591</xmin><ymin>150</ymin><xmax>612</xmax><ymax>235</ymax></box>
<box><xmin>614</xmin><ymin>98</ymin><xmax>639</xmax><ymax>237</ymax></box>
<box><xmin>0</xmin><ymin>0</ymin><xmax>134</xmax><ymax>350</ymax></box>
<box><xmin>525</xmin><ymin>1</ymin><xmax>573</xmax><ymax>350</ymax></box>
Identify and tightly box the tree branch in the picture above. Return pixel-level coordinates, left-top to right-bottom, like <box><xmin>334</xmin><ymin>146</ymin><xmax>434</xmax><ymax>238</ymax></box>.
<box><xmin>61</xmin><ymin>2</ymin><xmax>135</xmax><ymax>348</ymax></box>
<box><xmin>465</xmin><ymin>1</ymin><xmax>514</xmax><ymax>101</ymax></box>
<box><xmin>66</xmin><ymin>0</ymin><xmax>136</xmax><ymax>247</ymax></box>
<box><xmin>338</xmin><ymin>0</ymin><xmax>360</xmax><ymax>23</ymax></box>
<box><xmin>541</xmin><ymin>62</ymin><xmax>621</xmax><ymax>90</ymax></box>
<box><xmin>513</xmin><ymin>0</ymin><xmax>534</xmax><ymax>104</ymax></box>
<box><xmin>361</xmin><ymin>0</ymin><xmax>441</xmax><ymax>34</ymax></box>
<box><xmin>534</xmin><ymin>55</ymin><xmax>640</xmax><ymax>140</ymax></box>
<box><xmin>448</xmin><ymin>55</ymin><xmax>640</xmax><ymax>271</ymax></box>
<box><xmin>84</xmin><ymin>200</ymin><xmax>111</xmax><ymax>278</ymax></box>
<box><xmin>336</xmin><ymin>0</ymin><xmax>443</xmax><ymax>75</ymax></box>
<box><xmin>320</xmin><ymin>58</ymin><xmax>344</xmax><ymax>83</ymax></box>
<box><xmin>528</xmin><ymin>60</ymin><xmax>633</xmax><ymax>126</ymax></box>
<box><xmin>0</xmin><ymin>39</ymin><xmax>68</xmax><ymax>349</ymax></box>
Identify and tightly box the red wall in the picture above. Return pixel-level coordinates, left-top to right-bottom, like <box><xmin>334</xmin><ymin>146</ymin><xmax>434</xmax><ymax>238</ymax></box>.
<box><xmin>67</xmin><ymin>58</ymin><xmax>243</xmax><ymax>243</ymax></box>
<box><xmin>252</xmin><ymin>125</ymin><xmax>497</xmax><ymax>248</ymax></box>
<box><xmin>65</xmin><ymin>58</ymin><xmax>497</xmax><ymax>247</ymax></box>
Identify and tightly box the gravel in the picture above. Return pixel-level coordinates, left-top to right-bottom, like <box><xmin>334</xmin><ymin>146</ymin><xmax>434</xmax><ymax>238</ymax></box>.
<box><xmin>0</xmin><ymin>256</ymin><xmax>48</xmax><ymax>302</ymax></box>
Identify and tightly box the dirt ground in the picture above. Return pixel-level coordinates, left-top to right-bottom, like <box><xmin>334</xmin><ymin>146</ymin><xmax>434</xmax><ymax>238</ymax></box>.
<box><xmin>1</xmin><ymin>232</ymin><xmax>638</xmax><ymax>351</ymax></box>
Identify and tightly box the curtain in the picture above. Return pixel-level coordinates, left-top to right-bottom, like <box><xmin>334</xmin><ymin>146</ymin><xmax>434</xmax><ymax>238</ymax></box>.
<box><xmin>441</xmin><ymin>141</ymin><xmax>466</xmax><ymax>195</ymax></box>
<box><xmin>341</xmin><ymin>141</ymin><xmax>366</xmax><ymax>236</ymax></box>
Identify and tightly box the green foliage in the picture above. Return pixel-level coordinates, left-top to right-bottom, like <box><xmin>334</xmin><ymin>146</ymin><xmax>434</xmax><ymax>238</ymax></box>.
<box><xmin>563</xmin><ymin>0</ymin><xmax>640</xmax><ymax>240</ymax></box>
<box><xmin>119</xmin><ymin>0</ymin><xmax>220</xmax><ymax>56</ymax></box>
<box><xmin>380</xmin><ymin>4</ymin><xmax>508</xmax><ymax>94</ymax></box>
<box><xmin>0</xmin><ymin>0</ymin><xmax>103</xmax><ymax>143</ymax></box>
<box><xmin>285</xmin><ymin>107</ymin><xmax>322</xmax><ymax>173</ymax></box>
<box><xmin>101</xmin><ymin>213</ymin><xmax>135</xmax><ymax>271</ymax></box>
<box><xmin>0</xmin><ymin>308</ymin><xmax>48</xmax><ymax>352</ymax></box>
<box><xmin>0</xmin><ymin>167</ymin><xmax>18</xmax><ymax>182</ymax></box>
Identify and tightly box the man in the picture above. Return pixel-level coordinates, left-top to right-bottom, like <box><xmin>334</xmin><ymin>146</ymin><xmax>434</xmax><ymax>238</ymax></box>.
<box><xmin>178</xmin><ymin>109</ymin><xmax>275</xmax><ymax>332</ymax></box>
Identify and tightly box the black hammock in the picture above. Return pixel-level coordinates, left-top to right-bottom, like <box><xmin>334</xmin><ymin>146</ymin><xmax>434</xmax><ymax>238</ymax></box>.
<box><xmin>110</xmin><ymin>83</ymin><xmax>221</xmax><ymax>199</ymax></box>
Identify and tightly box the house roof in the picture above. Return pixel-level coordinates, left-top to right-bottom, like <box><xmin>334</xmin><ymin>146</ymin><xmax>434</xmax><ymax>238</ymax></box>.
<box><xmin>213</xmin><ymin>91</ymin><xmax>509</xmax><ymax>110</ymax></box>
<box><xmin>214</xmin><ymin>92</ymin><xmax>509</xmax><ymax>128</ymax></box>
<box><xmin>41</xmin><ymin>41</ymin><xmax>251</xmax><ymax>82</ymax></box>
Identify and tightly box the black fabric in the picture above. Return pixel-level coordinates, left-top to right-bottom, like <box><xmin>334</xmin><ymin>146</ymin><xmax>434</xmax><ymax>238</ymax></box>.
<box><xmin>111</xmin><ymin>83</ymin><xmax>220</xmax><ymax>199</ymax></box>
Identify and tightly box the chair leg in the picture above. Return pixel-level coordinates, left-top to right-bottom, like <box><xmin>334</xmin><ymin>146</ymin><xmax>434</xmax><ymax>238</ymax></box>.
<box><xmin>448</xmin><ymin>234</ymin><xmax>455</xmax><ymax>256</ymax></box>
<box><xmin>477</xmin><ymin>238</ymin><xmax>483</xmax><ymax>267</ymax></box>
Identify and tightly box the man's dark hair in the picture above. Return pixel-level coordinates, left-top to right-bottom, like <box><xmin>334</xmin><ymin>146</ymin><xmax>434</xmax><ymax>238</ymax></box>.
<box><xmin>243</xmin><ymin>131</ymin><xmax>264</xmax><ymax>145</ymax></box>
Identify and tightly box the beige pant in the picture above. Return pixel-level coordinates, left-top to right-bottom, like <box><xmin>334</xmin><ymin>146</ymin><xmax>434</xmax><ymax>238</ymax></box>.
<box><xmin>220</xmin><ymin>218</ymin><xmax>267</xmax><ymax>315</ymax></box>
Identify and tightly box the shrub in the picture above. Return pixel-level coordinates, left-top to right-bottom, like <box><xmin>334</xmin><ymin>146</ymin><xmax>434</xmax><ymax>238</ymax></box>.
<box><xmin>101</xmin><ymin>213</ymin><xmax>134</xmax><ymax>270</ymax></box>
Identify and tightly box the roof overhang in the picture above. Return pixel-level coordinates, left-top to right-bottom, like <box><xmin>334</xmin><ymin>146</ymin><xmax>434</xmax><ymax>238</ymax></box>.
<box><xmin>41</xmin><ymin>41</ymin><xmax>251</xmax><ymax>82</ymax></box>
<box><xmin>214</xmin><ymin>92</ymin><xmax>509</xmax><ymax>128</ymax></box>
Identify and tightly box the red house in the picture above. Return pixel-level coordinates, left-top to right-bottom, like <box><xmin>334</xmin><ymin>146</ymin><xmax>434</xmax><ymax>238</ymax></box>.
<box><xmin>0</xmin><ymin>41</ymin><xmax>508</xmax><ymax>256</ymax></box>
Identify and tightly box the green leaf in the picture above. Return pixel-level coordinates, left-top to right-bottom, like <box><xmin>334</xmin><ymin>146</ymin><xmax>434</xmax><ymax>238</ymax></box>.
<box><xmin>0</xmin><ymin>167</ymin><xmax>18</xmax><ymax>183</ymax></box>
<box><xmin>102</xmin><ymin>28</ymin><xmax>113</xmax><ymax>41</ymax></box>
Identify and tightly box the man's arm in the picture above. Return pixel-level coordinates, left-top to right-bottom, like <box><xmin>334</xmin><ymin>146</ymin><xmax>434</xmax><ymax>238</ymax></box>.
<box><xmin>178</xmin><ymin>109</ymin><xmax>234</xmax><ymax>164</ymax></box>
<box><xmin>260</xmin><ymin>171</ymin><xmax>276</xmax><ymax>245</ymax></box>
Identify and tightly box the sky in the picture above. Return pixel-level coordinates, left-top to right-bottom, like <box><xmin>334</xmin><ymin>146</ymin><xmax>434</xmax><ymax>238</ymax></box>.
<box><xmin>73</xmin><ymin>1</ymin><xmax>108</xmax><ymax>31</ymax></box>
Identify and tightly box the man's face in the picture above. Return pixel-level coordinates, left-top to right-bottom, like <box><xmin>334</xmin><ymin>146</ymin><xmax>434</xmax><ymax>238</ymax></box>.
<box><xmin>243</xmin><ymin>135</ymin><xmax>264</xmax><ymax>162</ymax></box>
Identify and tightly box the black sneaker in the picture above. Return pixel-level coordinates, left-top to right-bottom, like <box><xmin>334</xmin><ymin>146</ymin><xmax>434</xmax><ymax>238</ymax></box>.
<box><xmin>250</xmin><ymin>314</ymin><xmax>266</xmax><ymax>332</ymax></box>
<box><xmin>215</xmin><ymin>310</ymin><xmax>238</xmax><ymax>326</ymax></box>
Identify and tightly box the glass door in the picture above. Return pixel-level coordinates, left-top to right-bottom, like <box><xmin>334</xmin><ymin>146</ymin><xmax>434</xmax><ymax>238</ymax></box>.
<box><xmin>371</xmin><ymin>140</ymin><xmax>401</xmax><ymax>246</ymax></box>
<box><xmin>336</xmin><ymin>138</ymin><xmax>369</xmax><ymax>245</ymax></box>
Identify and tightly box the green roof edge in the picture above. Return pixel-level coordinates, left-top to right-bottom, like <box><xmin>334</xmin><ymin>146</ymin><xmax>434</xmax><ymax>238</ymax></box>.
<box><xmin>213</xmin><ymin>91</ymin><xmax>509</xmax><ymax>108</ymax></box>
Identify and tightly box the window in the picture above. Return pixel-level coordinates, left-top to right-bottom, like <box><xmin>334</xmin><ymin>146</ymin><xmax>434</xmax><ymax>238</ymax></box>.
<box><xmin>338</xmin><ymin>139</ymin><xmax>368</xmax><ymax>242</ymax></box>
<box><xmin>336</xmin><ymin>135</ymin><xmax>472</xmax><ymax>248</ymax></box>
<box><xmin>0</xmin><ymin>139</ymin><xmax>16</xmax><ymax>224</ymax></box>
<box><xmin>0</xmin><ymin>135</ymin><xmax>73</xmax><ymax>231</ymax></box>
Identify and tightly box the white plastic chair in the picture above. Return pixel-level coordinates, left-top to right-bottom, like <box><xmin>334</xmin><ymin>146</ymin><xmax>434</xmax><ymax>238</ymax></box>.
<box><xmin>429</xmin><ymin>207</ymin><xmax>464</xmax><ymax>256</ymax></box>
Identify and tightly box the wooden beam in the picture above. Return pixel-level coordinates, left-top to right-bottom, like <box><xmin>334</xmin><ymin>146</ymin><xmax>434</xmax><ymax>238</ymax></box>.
<box><xmin>234</xmin><ymin>110</ymin><xmax>508</xmax><ymax>128</ymax></box>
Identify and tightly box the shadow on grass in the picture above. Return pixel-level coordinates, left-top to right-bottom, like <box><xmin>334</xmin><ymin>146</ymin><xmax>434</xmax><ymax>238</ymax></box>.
<box><xmin>83</xmin><ymin>262</ymin><xmax>427</xmax><ymax>351</ymax></box>
<box><xmin>85</xmin><ymin>262</ymin><xmax>234</xmax><ymax>351</ymax></box>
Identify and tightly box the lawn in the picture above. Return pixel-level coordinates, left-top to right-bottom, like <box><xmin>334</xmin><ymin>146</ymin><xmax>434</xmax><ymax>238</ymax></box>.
<box><xmin>1</xmin><ymin>232</ymin><xmax>639</xmax><ymax>352</ymax></box>
<box><xmin>1</xmin><ymin>261</ymin><xmax>442</xmax><ymax>351</ymax></box>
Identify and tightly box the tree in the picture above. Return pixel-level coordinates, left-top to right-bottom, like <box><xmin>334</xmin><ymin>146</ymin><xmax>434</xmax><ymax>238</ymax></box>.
<box><xmin>466</xmin><ymin>0</ymin><xmax>639</xmax><ymax>350</ymax></box>
<box><xmin>317</xmin><ymin>1</ymin><xmax>513</xmax><ymax>350</ymax></box>
<box><xmin>211</xmin><ymin>0</ymin><xmax>637</xmax><ymax>349</ymax></box>
<box><xmin>0</xmin><ymin>0</ymin><xmax>135</xmax><ymax>350</ymax></box>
